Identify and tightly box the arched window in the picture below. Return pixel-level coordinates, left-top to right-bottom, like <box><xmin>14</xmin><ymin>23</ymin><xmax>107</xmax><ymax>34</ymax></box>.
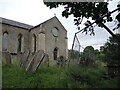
<box><xmin>17</xmin><ymin>34</ymin><xmax>22</xmax><ymax>52</ymax></box>
<box><xmin>32</xmin><ymin>34</ymin><xmax>36</xmax><ymax>52</ymax></box>
<box><xmin>2</xmin><ymin>32</ymin><xmax>8</xmax><ymax>51</ymax></box>
<box><xmin>53</xmin><ymin>47</ymin><xmax>58</xmax><ymax>60</ymax></box>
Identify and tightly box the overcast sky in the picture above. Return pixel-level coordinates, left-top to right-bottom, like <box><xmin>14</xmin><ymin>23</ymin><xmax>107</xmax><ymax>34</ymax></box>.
<box><xmin>0</xmin><ymin>0</ymin><xmax>119</xmax><ymax>51</ymax></box>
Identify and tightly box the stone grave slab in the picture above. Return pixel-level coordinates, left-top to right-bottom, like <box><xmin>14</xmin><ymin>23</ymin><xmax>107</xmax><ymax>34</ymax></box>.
<box><xmin>19</xmin><ymin>51</ymin><xmax>30</xmax><ymax>68</ymax></box>
<box><xmin>18</xmin><ymin>52</ymin><xmax>24</xmax><ymax>67</ymax></box>
<box><xmin>56</xmin><ymin>56</ymin><xmax>66</xmax><ymax>67</ymax></box>
<box><xmin>4</xmin><ymin>52</ymin><xmax>11</xmax><ymax>66</ymax></box>
<box><xmin>17</xmin><ymin>52</ymin><xmax>22</xmax><ymax>63</ymax></box>
<box><xmin>26</xmin><ymin>50</ymin><xmax>45</xmax><ymax>72</ymax></box>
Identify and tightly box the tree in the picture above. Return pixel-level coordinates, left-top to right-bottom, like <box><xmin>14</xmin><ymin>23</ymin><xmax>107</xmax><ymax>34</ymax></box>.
<box><xmin>79</xmin><ymin>46</ymin><xmax>96</xmax><ymax>67</ymax></box>
<box><xmin>44</xmin><ymin>2</ymin><xmax>120</xmax><ymax>37</ymax></box>
<box><xmin>83</xmin><ymin>46</ymin><xmax>94</xmax><ymax>53</ymax></box>
<box><xmin>82</xmin><ymin>46</ymin><xmax>105</xmax><ymax>61</ymax></box>
<box><xmin>68</xmin><ymin>49</ymin><xmax>80</xmax><ymax>60</ymax></box>
<box><xmin>82</xmin><ymin>46</ymin><xmax>95</xmax><ymax>60</ymax></box>
<box><xmin>96</xmin><ymin>46</ymin><xmax>106</xmax><ymax>61</ymax></box>
<box><xmin>103</xmin><ymin>34</ymin><xmax>120</xmax><ymax>66</ymax></box>
<box><xmin>94</xmin><ymin>49</ymin><xmax>100</xmax><ymax>55</ymax></box>
<box><xmin>101</xmin><ymin>34</ymin><xmax>120</xmax><ymax>77</ymax></box>
<box><xmin>94</xmin><ymin>49</ymin><xmax>103</xmax><ymax>61</ymax></box>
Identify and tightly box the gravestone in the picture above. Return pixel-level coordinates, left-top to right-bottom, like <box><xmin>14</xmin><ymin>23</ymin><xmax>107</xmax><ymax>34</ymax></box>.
<box><xmin>4</xmin><ymin>52</ymin><xmax>12</xmax><ymax>66</ymax></box>
<box><xmin>27</xmin><ymin>52</ymin><xmax>35</xmax><ymax>64</ymax></box>
<box><xmin>79</xmin><ymin>53</ymin><xmax>96</xmax><ymax>67</ymax></box>
<box><xmin>19</xmin><ymin>51</ymin><xmax>30</xmax><ymax>68</ymax></box>
<box><xmin>56</xmin><ymin>56</ymin><xmax>66</xmax><ymax>67</ymax></box>
<box><xmin>17</xmin><ymin>52</ymin><xmax>22</xmax><ymax>63</ymax></box>
<box><xmin>18</xmin><ymin>52</ymin><xmax>24</xmax><ymax>67</ymax></box>
<box><xmin>26</xmin><ymin>50</ymin><xmax>45</xmax><ymax>72</ymax></box>
<box><xmin>42</xmin><ymin>54</ymin><xmax>49</xmax><ymax>67</ymax></box>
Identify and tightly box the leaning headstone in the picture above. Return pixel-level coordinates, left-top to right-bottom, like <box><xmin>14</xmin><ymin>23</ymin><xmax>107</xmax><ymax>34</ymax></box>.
<box><xmin>19</xmin><ymin>51</ymin><xmax>30</xmax><ymax>68</ymax></box>
<box><xmin>27</xmin><ymin>53</ymin><xmax>33</xmax><ymax>62</ymax></box>
<box><xmin>27</xmin><ymin>52</ymin><xmax>35</xmax><ymax>65</ymax></box>
<box><xmin>26</xmin><ymin>50</ymin><xmax>45</xmax><ymax>72</ymax></box>
<box><xmin>4</xmin><ymin>52</ymin><xmax>12</xmax><ymax>66</ymax></box>
<box><xmin>42</xmin><ymin>54</ymin><xmax>49</xmax><ymax>67</ymax></box>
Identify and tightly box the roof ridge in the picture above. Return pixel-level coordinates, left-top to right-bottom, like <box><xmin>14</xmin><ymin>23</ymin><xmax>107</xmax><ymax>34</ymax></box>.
<box><xmin>0</xmin><ymin>17</ymin><xmax>34</xmax><ymax>29</ymax></box>
<box><xmin>30</xmin><ymin>16</ymin><xmax>56</xmax><ymax>30</ymax></box>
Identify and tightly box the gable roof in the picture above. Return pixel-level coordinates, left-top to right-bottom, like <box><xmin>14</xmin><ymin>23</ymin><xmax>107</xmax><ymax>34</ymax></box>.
<box><xmin>30</xmin><ymin>16</ymin><xmax>56</xmax><ymax>30</ymax></box>
<box><xmin>0</xmin><ymin>17</ymin><xmax>34</xmax><ymax>29</ymax></box>
<box><xmin>30</xmin><ymin>16</ymin><xmax>67</xmax><ymax>32</ymax></box>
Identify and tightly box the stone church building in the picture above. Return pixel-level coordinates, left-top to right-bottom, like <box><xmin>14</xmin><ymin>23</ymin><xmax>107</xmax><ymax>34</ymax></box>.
<box><xmin>0</xmin><ymin>16</ymin><xmax>68</xmax><ymax>60</ymax></box>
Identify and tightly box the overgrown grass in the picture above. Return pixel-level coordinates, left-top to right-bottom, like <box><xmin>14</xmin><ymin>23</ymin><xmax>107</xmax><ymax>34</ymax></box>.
<box><xmin>69</xmin><ymin>61</ymin><xmax>120</xmax><ymax>88</ymax></box>
<box><xmin>2</xmin><ymin>60</ymin><xmax>120</xmax><ymax>88</ymax></box>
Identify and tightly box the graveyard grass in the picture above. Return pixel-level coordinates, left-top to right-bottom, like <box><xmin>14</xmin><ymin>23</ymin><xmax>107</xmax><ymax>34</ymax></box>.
<box><xmin>2</xmin><ymin>60</ymin><xmax>120</xmax><ymax>88</ymax></box>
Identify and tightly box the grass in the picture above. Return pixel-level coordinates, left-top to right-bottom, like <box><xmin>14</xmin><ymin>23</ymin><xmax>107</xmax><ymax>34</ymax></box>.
<box><xmin>2</xmin><ymin>60</ymin><xmax>120</xmax><ymax>88</ymax></box>
<box><xmin>2</xmin><ymin>60</ymin><xmax>68</xmax><ymax>88</ymax></box>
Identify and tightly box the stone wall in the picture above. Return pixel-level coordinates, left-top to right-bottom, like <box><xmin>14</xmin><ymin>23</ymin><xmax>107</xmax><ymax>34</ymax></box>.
<box><xmin>1</xmin><ymin>16</ymin><xmax>68</xmax><ymax>61</ymax></box>
<box><xmin>30</xmin><ymin>26</ymin><xmax>41</xmax><ymax>52</ymax></box>
<box><xmin>30</xmin><ymin>17</ymin><xmax>68</xmax><ymax>60</ymax></box>
<box><xmin>2</xmin><ymin>24</ymin><xmax>29</xmax><ymax>53</ymax></box>
<box><xmin>43</xmin><ymin>17</ymin><xmax>68</xmax><ymax>60</ymax></box>
<box><xmin>2</xmin><ymin>24</ymin><xmax>29</xmax><ymax>60</ymax></box>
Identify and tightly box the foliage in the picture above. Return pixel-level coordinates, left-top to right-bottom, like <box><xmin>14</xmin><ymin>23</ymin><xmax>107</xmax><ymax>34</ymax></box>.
<box><xmin>2</xmin><ymin>59</ymin><xmax>120</xmax><ymax>88</ymax></box>
<box><xmin>81</xmin><ymin>46</ymin><xmax>106</xmax><ymax>62</ymax></box>
<box><xmin>83</xmin><ymin>46</ymin><xmax>94</xmax><ymax>53</ymax></box>
<box><xmin>102</xmin><ymin>34</ymin><xmax>120</xmax><ymax>66</ymax></box>
<box><xmin>2</xmin><ymin>60</ymin><xmax>68</xmax><ymax>88</ymax></box>
<box><xmin>44</xmin><ymin>2</ymin><xmax>109</xmax><ymax>22</ymax></box>
<box><xmin>94</xmin><ymin>49</ymin><xmax>100</xmax><ymax>55</ymax></box>
<box><xmin>81</xmin><ymin>46</ymin><xmax>95</xmax><ymax>66</ymax></box>
<box><xmin>67</xmin><ymin>61</ymin><xmax>119</xmax><ymax>88</ymax></box>
<box><xmin>44</xmin><ymin>2</ymin><xmax>120</xmax><ymax>35</ymax></box>
<box><xmin>68</xmin><ymin>49</ymin><xmax>80</xmax><ymax>60</ymax></box>
<box><xmin>99</xmin><ymin>34</ymin><xmax>120</xmax><ymax>77</ymax></box>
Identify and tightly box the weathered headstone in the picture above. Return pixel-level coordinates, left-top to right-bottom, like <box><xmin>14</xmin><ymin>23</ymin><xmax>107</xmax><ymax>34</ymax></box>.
<box><xmin>56</xmin><ymin>56</ymin><xmax>66</xmax><ymax>67</ymax></box>
<box><xmin>17</xmin><ymin>52</ymin><xmax>22</xmax><ymax>63</ymax></box>
<box><xmin>24</xmin><ymin>52</ymin><xmax>36</xmax><ymax>69</ymax></box>
<box><xmin>27</xmin><ymin>52</ymin><xmax>35</xmax><ymax>64</ymax></box>
<box><xmin>19</xmin><ymin>51</ymin><xmax>30</xmax><ymax>68</ymax></box>
<box><xmin>4</xmin><ymin>52</ymin><xmax>12</xmax><ymax>66</ymax></box>
<box><xmin>26</xmin><ymin>50</ymin><xmax>45</xmax><ymax>72</ymax></box>
<box><xmin>79</xmin><ymin>53</ymin><xmax>96</xmax><ymax>67</ymax></box>
<box><xmin>18</xmin><ymin>52</ymin><xmax>23</xmax><ymax>67</ymax></box>
<box><xmin>42</xmin><ymin>54</ymin><xmax>49</xmax><ymax>67</ymax></box>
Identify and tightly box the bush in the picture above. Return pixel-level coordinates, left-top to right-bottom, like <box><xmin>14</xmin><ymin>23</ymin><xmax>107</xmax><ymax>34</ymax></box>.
<box><xmin>67</xmin><ymin>61</ymin><xmax>118</xmax><ymax>88</ymax></box>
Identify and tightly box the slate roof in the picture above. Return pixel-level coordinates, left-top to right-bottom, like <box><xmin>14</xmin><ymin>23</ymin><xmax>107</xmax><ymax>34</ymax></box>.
<box><xmin>0</xmin><ymin>17</ymin><xmax>34</xmax><ymax>29</ymax></box>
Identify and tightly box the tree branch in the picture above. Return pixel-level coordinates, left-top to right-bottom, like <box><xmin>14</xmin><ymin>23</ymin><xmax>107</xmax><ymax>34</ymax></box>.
<box><xmin>100</xmin><ymin>22</ymin><xmax>116</xmax><ymax>37</ymax></box>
